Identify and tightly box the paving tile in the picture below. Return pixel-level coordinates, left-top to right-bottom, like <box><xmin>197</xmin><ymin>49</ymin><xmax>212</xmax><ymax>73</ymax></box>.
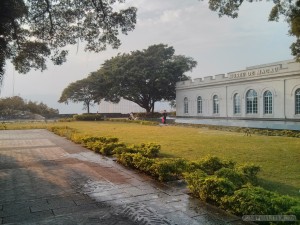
<box><xmin>2</xmin><ymin>210</ymin><xmax>54</xmax><ymax>224</ymax></box>
<box><xmin>52</xmin><ymin>203</ymin><xmax>100</xmax><ymax>216</ymax></box>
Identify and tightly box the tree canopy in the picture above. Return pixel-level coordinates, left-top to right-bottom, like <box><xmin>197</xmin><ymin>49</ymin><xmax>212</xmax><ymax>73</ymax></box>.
<box><xmin>58</xmin><ymin>78</ymin><xmax>98</xmax><ymax>113</ymax></box>
<box><xmin>0</xmin><ymin>0</ymin><xmax>137</xmax><ymax>85</ymax></box>
<box><xmin>89</xmin><ymin>44</ymin><xmax>197</xmax><ymax>112</ymax></box>
<box><xmin>205</xmin><ymin>0</ymin><xmax>300</xmax><ymax>60</ymax></box>
<box><xmin>0</xmin><ymin>96</ymin><xmax>59</xmax><ymax>118</ymax></box>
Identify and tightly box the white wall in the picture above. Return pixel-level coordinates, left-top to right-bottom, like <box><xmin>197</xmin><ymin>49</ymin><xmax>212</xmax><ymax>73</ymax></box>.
<box><xmin>176</xmin><ymin>60</ymin><xmax>300</xmax><ymax>121</ymax></box>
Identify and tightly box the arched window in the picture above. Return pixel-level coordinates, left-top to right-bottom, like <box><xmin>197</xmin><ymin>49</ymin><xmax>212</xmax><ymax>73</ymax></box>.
<box><xmin>264</xmin><ymin>90</ymin><xmax>273</xmax><ymax>114</ymax></box>
<box><xmin>213</xmin><ymin>95</ymin><xmax>219</xmax><ymax>114</ymax></box>
<box><xmin>197</xmin><ymin>96</ymin><xmax>202</xmax><ymax>114</ymax></box>
<box><xmin>233</xmin><ymin>93</ymin><xmax>240</xmax><ymax>114</ymax></box>
<box><xmin>246</xmin><ymin>89</ymin><xmax>258</xmax><ymax>114</ymax></box>
<box><xmin>184</xmin><ymin>97</ymin><xmax>188</xmax><ymax>114</ymax></box>
<box><xmin>296</xmin><ymin>89</ymin><xmax>300</xmax><ymax>114</ymax></box>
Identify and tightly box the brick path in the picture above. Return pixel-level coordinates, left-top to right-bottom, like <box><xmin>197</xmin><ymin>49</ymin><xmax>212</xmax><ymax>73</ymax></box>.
<box><xmin>0</xmin><ymin>129</ymin><xmax>254</xmax><ymax>225</ymax></box>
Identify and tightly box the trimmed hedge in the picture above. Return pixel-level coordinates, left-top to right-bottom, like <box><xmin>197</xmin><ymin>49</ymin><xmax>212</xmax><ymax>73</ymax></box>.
<box><xmin>73</xmin><ymin>114</ymin><xmax>103</xmax><ymax>121</ymax></box>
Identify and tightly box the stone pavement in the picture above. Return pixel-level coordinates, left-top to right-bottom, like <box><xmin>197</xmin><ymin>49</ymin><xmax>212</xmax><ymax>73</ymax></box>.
<box><xmin>0</xmin><ymin>129</ymin><xmax>254</xmax><ymax>225</ymax></box>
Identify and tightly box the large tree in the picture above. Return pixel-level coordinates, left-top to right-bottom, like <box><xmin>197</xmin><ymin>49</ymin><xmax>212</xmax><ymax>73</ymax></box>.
<box><xmin>205</xmin><ymin>0</ymin><xmax>300</xmax><ymax>60</ymax></box>
<box><xmin>0</xmin><ymin>0</ymin><xmax>137</xmax><ymax>86</ymax></box>
<box><xmin>90</xmin><ymin>44</ymin><xmax>197</xmax><ymax>112</ymax></box>
<box><xmin>59</xmin><ymin>78</ymin><xmax>97</xmax><ymax>113</ymax></box>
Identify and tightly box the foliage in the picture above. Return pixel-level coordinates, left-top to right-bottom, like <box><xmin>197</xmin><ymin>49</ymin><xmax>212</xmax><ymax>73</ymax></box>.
<box><xmin>0</xmin><ymin>96</ymin><xmax>59</xmax><ymax>118</ymax></box>
<box><xmin>59</xmin><ymin>79</ymin><xmax>98</xmax><ymax>113</ymax></box>
<box><xmin>48</xmin><ymin>126</ymin><xmax>77</xmax><ymax>139</ymax></box>
<box><xmin>88</xmin><ymin>44</ymin><xmax>197</xmax><ymax>112</ymax></box>
<box><xmin>189</xmin><ymin>156</ymin><xmax>235</xmax><ymax>175</ymax></box>
<box><xmin>139</xmin><ymin>143</ymin><xmax>161</xmax><ymax>158</ymax></box>
<box><xmin>205</xmin><ymin>0</ymin><xmax>300</xmax><ymax>61</ymax></box>
<box><xmin>150</xmin><ymin>158</ymin><xmax>188</xmax><ymax>181</ymax></box>
<box><xmin>133</xmin><ymin>112</ymin><xmax>162</xmax><ymax>118</ymax></box>
<box><xmin>199</xmin><ymin>177</ymin><xmax>236</xmax><ymax>205</ymax></box>
<box><xmin>222</xmin><ymin>186</ymin><xmax>300</xmax><ymax>219</ymax></box>
<box><xmin>183</xmin><ymin>170</ymin><xmax>207</xmax><ymax>194</ymax></box>
<box><xmin>215</xmin><ymin>168</ymin><xmax>246</xmax><ymax>189</ymax></box>
<box><xmin>73</xmin><ymin>114</ymin><xmax>103</xmax><ymax>121</ymax></box>
<box><xmin>0</xmin><ymin>0</ymin><xmax>137</xmax><ymax>80</ymax></box>
<box><xmin>238</xmin><ymin>163</ymin><xmax>261</xmax><ymax>184</ymax></box>
<box><xmin>114</xmin><ymin>142</ymin><xmax>161</xmax><ymax>158</ymax></box>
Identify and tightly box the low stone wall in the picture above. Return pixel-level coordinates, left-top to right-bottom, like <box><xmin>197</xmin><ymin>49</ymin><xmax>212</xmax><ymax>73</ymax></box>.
<box><xmin>175</xmin><ymin>117</ymin><xmax>300</xmax><ymax>131</ymax></box>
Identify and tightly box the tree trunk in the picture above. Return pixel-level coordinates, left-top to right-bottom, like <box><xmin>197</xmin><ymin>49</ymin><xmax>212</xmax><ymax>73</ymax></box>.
<box><xmin>86</xmin><ymin>102</ymin><xmax>90</xmax><ymax>113</ymax></box>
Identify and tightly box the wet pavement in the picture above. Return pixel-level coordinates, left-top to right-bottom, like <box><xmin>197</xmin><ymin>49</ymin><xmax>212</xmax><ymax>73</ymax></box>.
<box><xmin>0</xmin><ymin>129</ymin><xmax>254</xmax><ymax>225</ymax></box>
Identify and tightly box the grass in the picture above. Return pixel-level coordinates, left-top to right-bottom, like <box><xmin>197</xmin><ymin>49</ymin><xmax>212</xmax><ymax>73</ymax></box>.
<box><xmin>2</xmin><ymin>120</ymin><xmax>300</xmax><ymax>198</ymax></box>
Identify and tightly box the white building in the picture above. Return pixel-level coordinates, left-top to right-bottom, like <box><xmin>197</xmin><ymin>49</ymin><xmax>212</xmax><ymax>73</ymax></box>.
<box><xmin>176</xmin><ymin>59</ymin><xmax>300</xmax><ymax>130</ymax></box>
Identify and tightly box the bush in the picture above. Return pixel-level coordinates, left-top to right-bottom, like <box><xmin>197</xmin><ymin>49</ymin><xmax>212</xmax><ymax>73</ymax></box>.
<box><xmin>150</xmin><ymin>158</ymin><xmax>188</xmax><ymax>181</ymax></box>
<box><xmin>114</xmin><ymin>144</ymin><xmax>140</xmax><ymax>155</ymax></box>
<box><xmin>221</xmin><ymin>186</ymin><xmax>299</xmax><ymax>217</ymax></box>
<box><xmin>133</xmin><ymin>112</ymin><xmax>162</xmax><ymax>118</ymax></box>
<box><xmin>73</xmin><ymin>114</ymin><xmax>103</xmax><ymax>121</ymax></box>
<box><xmin>117</xmin><ymin>153</ymin><xmax>136</xmax><ymax>168</ymax></box>
<box><xmin>132</xmin><ymin>153</ymin><xmax>155</xmax><ymax>173</ymax></box>
<box><xmin>184</xmin><ymin>170</ymin><xmax>207</xmax><ymax>195</ymax></box>
<box><xmin>215</xmin><ymin>168</ymin><xmax>246</xmax><ymax>189</ymax></box>
<box><xmin>238</xmin><ymin>163</ymin><xmax>261</xmax><ymax>184</ymax></box>
<box><xmin>193</xmin><ymin>156</ymin><xmax>235</xmax><ymax>175</ymax></box>
<box><xmin>139</xmin><ymin>143</ymin><xmax>160</xmax><ymax>158</ymax></box>
<box><xmin>48</xmin><ymin>126</ymin><xmax>77</xmax><ymax>139</ymax></box>
<box><xmin>199</xmin><ymin>177</ymin><xmax>235</xmax><ymax>205</ymax></box>
<box><xmin>81</xmin><ymin>136</ymin><xmax>118</xmax><ymax>145</ymax></box>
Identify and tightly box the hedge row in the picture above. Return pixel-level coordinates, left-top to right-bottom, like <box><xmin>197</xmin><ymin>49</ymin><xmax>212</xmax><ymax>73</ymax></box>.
<box><xmin>48</xmin><ymin>126</ymin><xmax>299</xmax><ymax>224</ymax></box>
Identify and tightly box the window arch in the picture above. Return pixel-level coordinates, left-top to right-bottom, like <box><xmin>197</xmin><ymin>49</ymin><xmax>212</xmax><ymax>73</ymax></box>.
<box><xmin>184</xmin><ymin>97</ymin><xmax>188</xmax><ymax>114</ymax></box>
<box><xmin>246</xmin><ymin>89</ymin><xmax>258</xmax><ymax>114</ymax></box>
<box><xmin>213</xmin><ymin>95</ymin><xmax>219</xmax><ymax>114</ymax></box>
<box><xmin>264</xmin><ymin>90</ymin><xmax>273</xmax><ymax>114</ymax></box>
<box><xmin>296</xmin><ymin>89</ymin><xmax>300</xmax><ymax>114</ymax></box>
<box><xmin>197</xmin><ymin>96</ymin><xmax>202</xmax><ymax>114</ymax></box>
<box><xmin>233</xmin><ymin>93</ymin><xmax>240</xmax><ymax>114</ymax></box>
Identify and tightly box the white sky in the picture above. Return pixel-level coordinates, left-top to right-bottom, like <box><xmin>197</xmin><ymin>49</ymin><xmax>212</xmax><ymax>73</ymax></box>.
<box><xmin>0</xmin><ymin>0</ymin><xmax>294</xmax><ymax>113</ymax></box>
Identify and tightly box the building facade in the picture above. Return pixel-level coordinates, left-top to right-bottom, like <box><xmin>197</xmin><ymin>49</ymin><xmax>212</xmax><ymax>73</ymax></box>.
<box><xmin>176</xmin><ymin>60</ymin><xmax>300</xmax><ymax>130</ymax></box>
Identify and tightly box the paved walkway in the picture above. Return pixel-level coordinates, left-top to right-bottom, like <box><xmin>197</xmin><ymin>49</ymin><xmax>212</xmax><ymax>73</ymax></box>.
<box><xmin>0</xmin><ymin>129</ymin><xmax>254</xmax><ymax>225</ymax></box>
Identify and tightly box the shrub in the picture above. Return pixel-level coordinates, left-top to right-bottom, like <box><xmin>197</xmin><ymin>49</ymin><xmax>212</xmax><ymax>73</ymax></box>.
<box><xmin>117</xmin><ymin>153</ymin><xmax>135</xmax><ymax>168</ymax></box>
<box><xmin>238</xmin><ymin>163</ymin><xmax>261</xmax><ymax>184</ymax></box>
<box><xmin>100</xmin><ymin>142</ymin><xmax>125</xmax><ymax>156</ymax></box>
<box><xmin>196</xmin><ymin>156</ymin><xmax>235</xmax><ymax>175</ymax></box>
<box><xmin>133</xmin><ymin>112</ymin><xmax>162</xmax><ymax>118</ymax></box>
<box><xmin>139</xmin><ymin>143</ymin><xmax>160</xmax><ymax>158</ymax></box>
<box><xmin>221</xmin><ymin>186</ymin><xmax>299</xmax><ymax>217</ymax></box>
<box><xmin>81</xmin><ymin>136</ymin><xmax>118</xmax><ymax>145</ymax></box>
<box><xmin>73</xmin><ymin>114</ymin><xmax>103</xmax><ymax>121</ymax></box>
<box><xmin>199</xmin><ymin>177</ymin><xmax>235</xmax><ymax>205</ymax></box>
<box><xmin>215</xmin><ymin>168</ymin><xmax>246</xmax><ymax>189</ymax></box>
<box><xmin>184</xmin><ymin>170</ymin><xmax>207</xmax><ymax>195</ymax></box>
<box><xmin>48</xmin><ymin>126</ymin><xmax>77</xmax><ymax>139</ymax></box>
<box><xmin>150</xmin><ymin>158</ymin><xmax>188</xmax><ymax>181</ymax></box>
<box><xmin>114</xmin><ymin>144</ymin><xmax>140</xmax><ymax>155</ymax></box>
<box><xmin>132</xmin><ymin>153</ymin><xmax>155</xmax><ymax>173</ymax></box>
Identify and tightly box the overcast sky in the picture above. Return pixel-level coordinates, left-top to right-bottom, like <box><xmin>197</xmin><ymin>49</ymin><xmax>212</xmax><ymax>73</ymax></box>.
<box><xmin>0</xmin><ymin>0</ymin><xmax>294</xmax><ymax>113</ymax></box>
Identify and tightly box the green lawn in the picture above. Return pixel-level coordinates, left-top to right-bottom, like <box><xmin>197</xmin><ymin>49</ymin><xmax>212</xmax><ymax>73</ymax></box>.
<box><xmin>3</xmin><ymin>121</ymin><xmax>300</xmax><ymax>197</ymax></box>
